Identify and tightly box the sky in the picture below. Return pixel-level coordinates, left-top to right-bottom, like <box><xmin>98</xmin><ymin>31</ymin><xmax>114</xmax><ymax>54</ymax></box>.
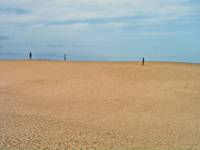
<box><xmin>0</xmin><ymin>0</ymin><xmax>200</xmax><ymax>62</ymax></box>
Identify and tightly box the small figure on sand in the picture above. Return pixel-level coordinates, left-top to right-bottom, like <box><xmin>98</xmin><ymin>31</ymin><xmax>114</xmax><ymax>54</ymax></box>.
<box><xmin>64</xmin><ymin>54</ymin><xmax>67</xmax><ymax>61</ymax></box>
<box><xmin>29</xmin><ymin>51</ymin><xmax>32</xmax><ymax>60</ymax></box>
<box><xmin>142</xmin><ymin>57</ymin><xmax>145</xmax><ymax>66</ymax></box>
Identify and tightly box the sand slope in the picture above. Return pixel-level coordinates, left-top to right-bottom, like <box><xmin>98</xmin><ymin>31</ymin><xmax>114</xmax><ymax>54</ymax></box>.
<box><xmin>0</xmin><ymin>61</ymin><xmax>200</xmax><ymax>150</ymax></box>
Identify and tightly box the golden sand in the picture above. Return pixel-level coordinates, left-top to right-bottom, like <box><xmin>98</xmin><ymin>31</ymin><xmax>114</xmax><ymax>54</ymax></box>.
<box><xmin>0</xmin><ymin>61</ymin><xmax>200</xmax><ymax>150</ymax></box>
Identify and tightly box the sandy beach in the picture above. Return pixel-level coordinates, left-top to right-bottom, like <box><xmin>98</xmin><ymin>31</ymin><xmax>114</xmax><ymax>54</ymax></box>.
<box><xmin>0</xmin><ymin>60</ymin><xmax>200</xmax><ymax>150</ymax></box>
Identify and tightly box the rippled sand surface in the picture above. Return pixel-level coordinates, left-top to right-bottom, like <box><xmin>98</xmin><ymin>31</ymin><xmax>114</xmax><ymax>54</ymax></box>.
<box><xmin>0</xmin><ymin>61</ymin><xmax>200</xmax><ymax>150</ymax></box>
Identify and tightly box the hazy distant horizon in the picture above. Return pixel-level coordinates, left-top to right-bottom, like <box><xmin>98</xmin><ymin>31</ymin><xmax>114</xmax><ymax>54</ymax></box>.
<box><xmin>0</xmin><ymin>51</ymin><xmax>199</xmax><ymax>64</ymax></box>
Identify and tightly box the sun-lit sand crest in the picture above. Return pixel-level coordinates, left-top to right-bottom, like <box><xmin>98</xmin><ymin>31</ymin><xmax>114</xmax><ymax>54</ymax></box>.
<box><xmin>0</xmin><ymin>61</ymin><xmax>200</xmax><ymax>149</ymax></box>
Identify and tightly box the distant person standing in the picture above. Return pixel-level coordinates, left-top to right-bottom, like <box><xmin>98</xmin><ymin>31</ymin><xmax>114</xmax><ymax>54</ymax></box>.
<box><xmin>142</xmin><ymin>57</ymin><xmax>145</xmax><ymax>66</ymax></box>
<box><xmin>29</xmin><ymin>51</ymin><xmax>32</xmax><ymax>60</ymax></box>
<box><xmin>64</xmin><ymin>54</ymin><xmax>67</xmax><ymax>61</ymax></box>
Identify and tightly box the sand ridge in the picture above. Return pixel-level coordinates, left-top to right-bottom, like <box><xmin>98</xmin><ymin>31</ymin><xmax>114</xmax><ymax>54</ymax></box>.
<box><xmin>0</xmin><ymin>61</ymin><xmax>200</xmax><ymax>149</ymax></box>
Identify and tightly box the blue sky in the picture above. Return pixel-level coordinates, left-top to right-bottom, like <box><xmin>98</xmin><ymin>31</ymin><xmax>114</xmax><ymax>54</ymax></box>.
<box><xmin>0</xmin><ymin>0</ymin><xmax>200</xmax><ymax>62</ymax></box>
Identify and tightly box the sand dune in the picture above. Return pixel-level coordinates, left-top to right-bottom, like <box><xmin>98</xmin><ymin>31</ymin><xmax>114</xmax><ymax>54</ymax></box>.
<box><xmin>0</xmin><ymin>60</ymin><xmax>200</xmax><ymax>150</ymax></box>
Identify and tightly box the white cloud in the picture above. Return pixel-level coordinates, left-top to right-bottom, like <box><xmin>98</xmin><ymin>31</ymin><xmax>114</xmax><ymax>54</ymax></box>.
<box><xmin>0</xmin><ymin>0</ymin><xmax>199</xmax><ymax>30</ymax></box>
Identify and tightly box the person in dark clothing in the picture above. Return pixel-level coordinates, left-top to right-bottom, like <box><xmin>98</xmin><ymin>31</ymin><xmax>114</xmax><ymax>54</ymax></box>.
<box><xmin>142</xmin><ymin>57</ymin><xmax>145</xmax><ymax>66</ymax></box>
<box><xmin>64</xmin><ymin>54</ymin><xmax>67</xmax><ymax>61</ymax></box>
<box><xmin>29</xmin><ymin>52</ymin><xmax>32</xmax><ymax>60</ymax></box>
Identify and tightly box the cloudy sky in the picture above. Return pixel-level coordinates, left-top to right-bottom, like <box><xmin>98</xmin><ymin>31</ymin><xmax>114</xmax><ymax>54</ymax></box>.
<box><xmin>0</xmin><ymin>0</ymin><xmax>200</xmax><ymax>62</ymax></box>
